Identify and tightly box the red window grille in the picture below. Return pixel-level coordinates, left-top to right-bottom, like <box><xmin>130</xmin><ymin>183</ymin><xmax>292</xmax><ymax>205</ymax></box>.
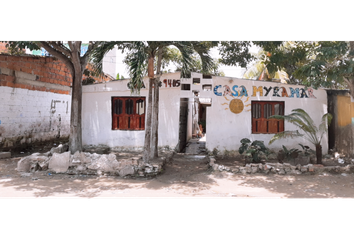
<box><xmin>112</xmin><ymin>97</ymin><xmax>146</xmax><ymax>130</ymax></box>
<box><xmin>251</xmin><ymin>101</ymin><xmax>284</xmax><ymax>134</ymax></box>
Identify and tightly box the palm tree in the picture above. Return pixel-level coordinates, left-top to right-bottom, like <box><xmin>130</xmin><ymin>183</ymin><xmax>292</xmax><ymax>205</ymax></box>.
<box><xmin>268</xmin><ymin>108</ymin><xmax>332</xmax><ymax>164</ymax></box>
<box><xmin>243</xmin><ymin>49</ymin><xmax>289</xmax><ymax>83</ymax></box>
<box><xmin>91</xmin><ymin>41</ymin><xmax>216</xmax><ymax>163</ymax></box>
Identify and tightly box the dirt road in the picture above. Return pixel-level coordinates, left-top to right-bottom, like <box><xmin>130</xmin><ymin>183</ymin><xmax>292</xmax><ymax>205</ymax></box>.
<box><xmin>1</xmin><ymin>153</ymin><xmax>354</xmax><ymax>198</ymax></box>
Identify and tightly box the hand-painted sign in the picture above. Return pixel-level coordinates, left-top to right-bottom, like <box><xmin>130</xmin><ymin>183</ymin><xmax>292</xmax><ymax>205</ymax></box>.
<box><xmin>214</xmin><ymin>85</ymin><xmax>317</xmax><ymax>99</ymax></box>
<box><xmin>215</xmin><ymin>84</ymin><xmax>318</xmax><ymax>115</ymax></box>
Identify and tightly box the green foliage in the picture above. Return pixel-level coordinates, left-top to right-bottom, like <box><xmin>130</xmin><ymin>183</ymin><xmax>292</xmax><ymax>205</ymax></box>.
<box><xmin>269</xmin><ymin>108</ymin><xmax>332</xmax><ymax>146</ymax></box>
<box><xmin>218</xmin><ymin>41</ymin><xmax>255</xmax><ymax>68</ymax></box>
<box><xmin>3</xmin><ymin>41</ymin><xmax>41</xmax><ymax>51</ymax></box>
<box><xmin>238</xmin><ymin>138</ymin><xmax>269</xmax><ymax>163</ymax></box>
<box><xmin>252</xmin><ymin>41</ymin><xmax>354</xmax><ymax>91</ymax></box>
<box><xmin>282</xmin><ymin>145</ymin><xmax>301</xmax><ymax>160</ymax></box>
<box><xmin>299</xmin><ymin>144</ymin><xmax>316</xmax><ymax>156</ymax></box>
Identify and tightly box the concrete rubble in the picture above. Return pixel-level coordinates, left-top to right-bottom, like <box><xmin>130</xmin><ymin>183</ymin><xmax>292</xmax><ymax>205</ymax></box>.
<box><xmin>208</xmin><ymin>156</ymin><xmax>354</xmax><ymax>175</ymax></box>
<box><xmin>0</xmin><ymin>152</ymin><xmax>11</xmax><ymax>159</ymax></box>
<box><xmin>16</xmin><ymin>144</ymin><xmax>173</xmax><ymax>177</ymax></box>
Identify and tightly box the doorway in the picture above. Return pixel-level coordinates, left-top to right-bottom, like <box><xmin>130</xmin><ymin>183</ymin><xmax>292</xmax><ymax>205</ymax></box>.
<box><xmin>197</xmin><ymin>98</ymin><xmax>211</xmax><ymax>139</ymax></box>
<box><xmin>177</xmin><ymin>98</ymin><xmax>189</xmax><ymax>152</ymax></box>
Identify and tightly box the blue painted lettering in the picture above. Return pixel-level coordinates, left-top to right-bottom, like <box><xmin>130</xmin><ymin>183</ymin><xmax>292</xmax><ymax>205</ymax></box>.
<box><xmin>232</xmin><ymin>85</ymin><xmax>239</xmax><ymax>97</ymax></box>
<box><xmin>239</xmin><ymin>85</ymin><xmax>248</xmax><ymax>97</ymax></box>
<box><xmin>289</xmin><ymin>88</ymin><xmax>300</xmax><ymax>98</ymax></box>
<box><xmin>214</xmin><ymin>85</ymin><xmax>222</xmax><ymax>96</ymax></box>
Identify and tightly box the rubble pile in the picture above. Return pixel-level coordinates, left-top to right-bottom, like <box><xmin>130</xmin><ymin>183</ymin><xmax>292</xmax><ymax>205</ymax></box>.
<box><xmin>209</xmin><ymin>157</ymin><xmax>354</xmax><ymax>175</ymax></box>
<box><xmin>16</xmin><ymin>144</ymin><xmax>173</xmax><ymax>177</ymax></box>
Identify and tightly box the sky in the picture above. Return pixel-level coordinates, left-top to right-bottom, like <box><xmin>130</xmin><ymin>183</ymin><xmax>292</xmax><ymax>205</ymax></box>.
<box><xmin>114</xmin><ymin>44</ymin><xmax>260</xmax><ymax>79</ymax></box>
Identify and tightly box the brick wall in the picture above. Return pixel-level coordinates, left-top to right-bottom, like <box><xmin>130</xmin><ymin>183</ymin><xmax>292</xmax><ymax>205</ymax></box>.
<box><xmin>0</xmin><ymin>54</ymin><xmax>72</xmax><ymax>95</ymax></box>
<box><xmin>0</xmin><ymin>43</ymin><xmax>114</xmax><ymax>93</ymax></box>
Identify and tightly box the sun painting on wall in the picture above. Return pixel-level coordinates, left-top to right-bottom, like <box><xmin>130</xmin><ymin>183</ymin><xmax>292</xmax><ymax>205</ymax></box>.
<box><xmin>221</xmin><ymin>85</ymin><xmax>251</xmax><ymax>114</ymax></box>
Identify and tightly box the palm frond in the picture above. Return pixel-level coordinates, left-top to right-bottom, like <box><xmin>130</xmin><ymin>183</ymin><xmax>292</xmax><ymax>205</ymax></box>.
<box><xmin>190</xmin><ymin>42</ymin><xmax>215</xmax><ymax>74</ymax></box>
<box><xmin>290</xmin><ymin>109</ymin><xmax>317</xmax><ymax>131</ymax></box>
<box><xmin>126</xmin><ymin>42</ymin><xmax>149</xmax><ymax>93</ymax></box>
<box><xmin>172</xmin><ymin>42</ymin><xmax>195</xmax><ymax>78</ymax></box>
<box><xmin>269</xmin><ymin>130</ymin><xmax>303</xmax><ymax>145</ymax></box>
<box><xmin>90</xmin><ymin>41</ymin><xmax>120</xmax><ymax>76</ymax></box>
<box><xmin>243</xmin><ymin>61</ymin><xmax>266</xmax><ymax>79</ymax></box>
<box><xmin>269</xmin><ymin>114</ymin><xmax>315</xmax><ymax>135</ymax></box>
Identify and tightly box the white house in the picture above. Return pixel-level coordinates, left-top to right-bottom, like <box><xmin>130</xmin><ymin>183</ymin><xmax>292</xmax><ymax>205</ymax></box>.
<box><xmin>82</xmin><ymin>72</ymin><xmax>329</xmax><ymax>153</ymax></box>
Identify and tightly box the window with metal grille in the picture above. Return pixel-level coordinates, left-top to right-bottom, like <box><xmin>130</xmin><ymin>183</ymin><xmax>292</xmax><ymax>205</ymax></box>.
<box><xmin>251</xmin><ymin>101</ymin><xmax>284</xmax><ymax>134</ymax></box>
<box><xmin>112</xmin><ymin>97</ymin><xmax>145</xmax><ymax>130</ymax></box>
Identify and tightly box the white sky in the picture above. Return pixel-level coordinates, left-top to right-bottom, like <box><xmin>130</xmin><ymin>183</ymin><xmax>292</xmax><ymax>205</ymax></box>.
<box><xmin>115</xmin><ymin>44</ymin><xmax>260</xmax><ymax>79</ymax></box>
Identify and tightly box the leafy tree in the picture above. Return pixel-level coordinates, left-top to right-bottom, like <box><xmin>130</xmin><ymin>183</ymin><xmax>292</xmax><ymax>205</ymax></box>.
<box><xmin>4</xmin><ymin>41</ymin><xmax>105</xmax><ymax>154</ymax></box>
<box><xmin>217</xmin><ymin>41</ymin><xmax>255</xmax><ymax>68</ymax></box>
<box><xmin>252</xmin><ymin>41</ymin><xmax>354</xmax><ymax>97</ymax></box>
<box><xmin>268</xmin><ymin>108</ymin><xmax>332</xmax><ymax>164</ymax></box>
<box><xmin>242</xmin><ymin>48</ymin><xmax>289</xmax><ymax>82</ymax></box>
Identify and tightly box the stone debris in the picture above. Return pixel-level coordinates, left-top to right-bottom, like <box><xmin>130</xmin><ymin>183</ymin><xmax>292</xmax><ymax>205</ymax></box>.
<box><xmin>0</xmin><ymin>152</ymin><xmax>11</xmax><ymax>159</ymax></box>
<box><xmin>16</xmin><ymin>146</ymin><xmax>174</xmax><ymax>177</ymax></box>
<box><xmin>208</xmin><ymin>156</ymin><xmax>354</xmax><ymax>175</ymax></box>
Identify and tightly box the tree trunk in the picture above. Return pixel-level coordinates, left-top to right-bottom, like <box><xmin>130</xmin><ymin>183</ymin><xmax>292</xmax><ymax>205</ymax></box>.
<box><xmin>69</xmin><ymin>68</ymin><xmax>83</xmax><ymax>154</ymax></box>
<box><xmin>143</xmin><ymin>77</ymin><xmax>153</xmax><ymax>162</ymax></box>
<box><xmin>150</xmin><ymin>77</ymin><xmax>160</xmax><ymax>159</ymax></box>
<box><xmin>150</xmin><ymin>49</ymin><xmax>163</xmax><ymax>159</ymax></box>
<box><xmin>315</xmin><ymin>144</ymin><xmax>322</xmax><ymax>165</ymax></box>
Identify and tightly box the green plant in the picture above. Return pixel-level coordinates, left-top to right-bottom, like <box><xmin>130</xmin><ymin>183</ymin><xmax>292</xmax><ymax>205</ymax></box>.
<box><xmin>282</xmin><ymin>145</ymin><xmax>301</xmax><ymax>161</ymax></box>
<box><xmin>238</xmin><ymin>138</ymin><xmax>269</xmax><ymax>163</ymax></box>
<box><xmin>299</xmin><ymin>143</ymin><xmax>316</xmax><ymax>156</ymax></box>
<box><xmin>269</xmin><ymin>108</ymin><xmax>332</xmax><ymax>164</ymax></box>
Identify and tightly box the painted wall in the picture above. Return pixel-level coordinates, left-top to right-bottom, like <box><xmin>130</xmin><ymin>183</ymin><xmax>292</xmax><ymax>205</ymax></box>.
<box><xmin>0</xmin><ymin>86</ymin><xmax>71</xmax><ymax>148</ymax></box>
<box><xmin>82</xmin><ymin>72</ymin><xmax>182</xmax><ymax>150</ymax></box>
<box><xmin>207</xmin><ymin>76</ymin><xmax>329</xmax><ymax>154</ymax></box>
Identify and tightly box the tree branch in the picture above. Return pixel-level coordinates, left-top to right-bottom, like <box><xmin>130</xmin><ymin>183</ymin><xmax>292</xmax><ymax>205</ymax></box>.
<box><xmin>48</xmin><ymin>41</ymin><xmax>71</xmax><ymax>57</ymax></box>
<box><xmin>37</xmin><ymin>41</ymin><xmax>74</xmax><ymax>75</ymax></box>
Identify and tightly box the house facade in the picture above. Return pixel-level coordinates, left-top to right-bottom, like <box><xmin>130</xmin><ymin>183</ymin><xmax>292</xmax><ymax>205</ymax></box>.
<box><xmin>82</xmin><ymin>72</ymin><xmax>329</xmax><ymax>154</ymax></box>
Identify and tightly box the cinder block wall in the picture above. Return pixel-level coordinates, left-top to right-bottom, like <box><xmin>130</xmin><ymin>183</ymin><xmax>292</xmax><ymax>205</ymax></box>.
<box><xmin>0</xmin><ymin>54</ymin><xmax>72</xmax><ymax>150</ymax></box>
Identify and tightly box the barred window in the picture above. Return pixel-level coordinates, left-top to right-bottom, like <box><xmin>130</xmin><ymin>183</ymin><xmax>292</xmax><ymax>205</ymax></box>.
<box><xmin>251</xmin><ymin>101</ymin><xmax>284</xmax><ymax>134</ymax></box>
<box><xmin>112</xmin><ymin>97</ymin><xmax>145</xmax><ymax>130</ymax></box>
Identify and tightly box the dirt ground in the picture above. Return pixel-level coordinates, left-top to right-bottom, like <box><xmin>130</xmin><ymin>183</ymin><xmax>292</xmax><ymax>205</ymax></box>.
<box><xmin>1</xmin><ymin>150</ymin><xmax>354</xmax><ymax>198</ymax></box>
